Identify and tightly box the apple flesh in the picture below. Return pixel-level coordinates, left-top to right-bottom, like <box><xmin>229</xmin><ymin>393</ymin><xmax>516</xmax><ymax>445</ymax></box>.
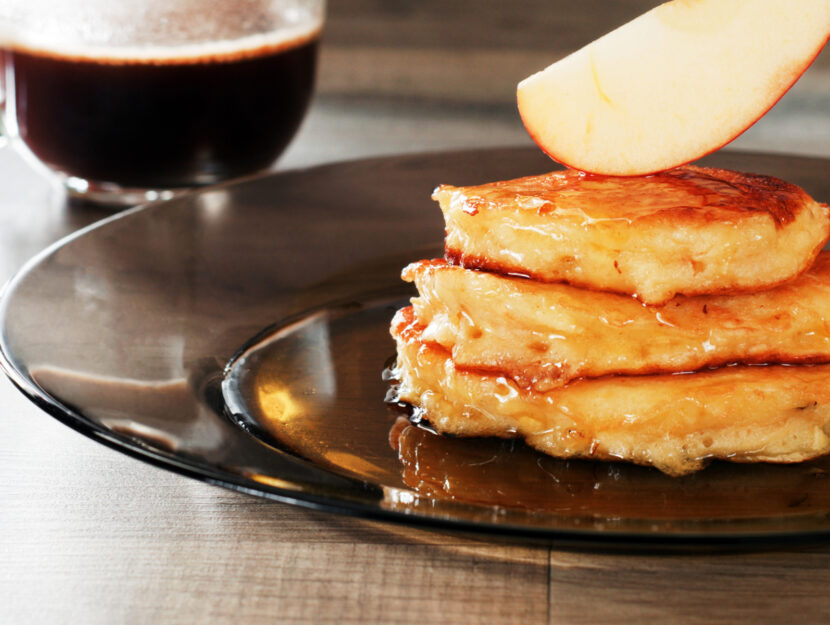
<box><xmin>517</xmin><ymin>0</ymin><xmax>830</xmax><ymax>176</ymax></box>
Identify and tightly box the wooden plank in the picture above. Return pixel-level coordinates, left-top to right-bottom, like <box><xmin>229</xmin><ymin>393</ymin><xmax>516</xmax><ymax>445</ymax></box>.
<box><xmin>317</xmin><ymin>46</ymin><xmax>830</xmax><ymax>106</ymax></box>
<box><xmin>324</xmin><ymin>0</ymin><xmax>663</xmax><ymax>51</ymax></box>
<box><xmin>548</xmin><ymin>550</ymin><xmax>830</xmax><ymax>624</ymax></box>
<box><xmin>3</xmin><ymin>515</ymin><xmax>549</xmax><ymax>624</ymax></box>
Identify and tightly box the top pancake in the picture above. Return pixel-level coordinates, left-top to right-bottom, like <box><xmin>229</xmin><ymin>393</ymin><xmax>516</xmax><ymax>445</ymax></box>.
<box><xmin>435</xmin><ymin>165</ymin><xmax>830</xmax><ymax>304</ymax></box>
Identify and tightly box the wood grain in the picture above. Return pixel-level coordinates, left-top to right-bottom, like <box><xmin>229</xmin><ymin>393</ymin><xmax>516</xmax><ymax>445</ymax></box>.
<box><xmin>549</xmin><ymin>549</ymin><xmax>830</xmax><ymax>624</ymax></box>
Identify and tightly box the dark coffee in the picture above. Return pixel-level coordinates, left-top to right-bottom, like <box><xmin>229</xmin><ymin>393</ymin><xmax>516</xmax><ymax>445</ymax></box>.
<box><xmin>5</xmin><ymin>32</ymin><xmax>318</xmax><ymax>188</ymax></box>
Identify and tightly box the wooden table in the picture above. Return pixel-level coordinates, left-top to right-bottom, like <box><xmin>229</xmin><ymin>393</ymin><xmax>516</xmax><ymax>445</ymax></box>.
<box><xmin>3</xmin><ymin>2</ymin><xmax>830</xmax><ymax>623</ymax></box>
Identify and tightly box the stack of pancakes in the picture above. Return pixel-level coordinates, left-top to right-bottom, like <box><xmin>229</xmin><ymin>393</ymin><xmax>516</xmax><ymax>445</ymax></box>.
<box><xmin>390</xmin><ymin>165</ymin><xmax>830</xmax><ymax>475</ymax></box>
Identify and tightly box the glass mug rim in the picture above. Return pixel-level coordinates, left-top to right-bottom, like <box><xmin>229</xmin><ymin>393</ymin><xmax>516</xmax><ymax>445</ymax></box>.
<box><xmin>0</xmin><ymin>0</ymin><xmax>325</xmax><ymax>207</ymax></box>
<box><xmin>1</xmin><ymin>0</ymin><xmax>325</xmax><ymax>60</ymax></box>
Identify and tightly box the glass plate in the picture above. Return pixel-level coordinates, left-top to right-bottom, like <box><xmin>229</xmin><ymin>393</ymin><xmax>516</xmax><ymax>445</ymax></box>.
<box><xmin>4</xmin><ymin>147</ymin><xmax>830</xmax><ymax>550</ymax></box>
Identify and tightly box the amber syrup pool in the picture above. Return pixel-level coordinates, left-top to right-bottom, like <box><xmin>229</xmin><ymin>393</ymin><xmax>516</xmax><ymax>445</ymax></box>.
<box><xmin>222</xmin><ymin>295</ymin><xmax>830</xmax><ymax>520</ymax></box>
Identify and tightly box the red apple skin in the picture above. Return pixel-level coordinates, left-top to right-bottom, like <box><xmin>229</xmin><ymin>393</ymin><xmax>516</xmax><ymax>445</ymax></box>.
<box><xmin>518</xmin><ymin>30</ymin><xmax>830</xmax><ymax>176</ymax></box>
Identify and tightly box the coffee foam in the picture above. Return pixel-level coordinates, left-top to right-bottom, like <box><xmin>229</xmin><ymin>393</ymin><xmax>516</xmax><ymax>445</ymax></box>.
<box><xmin>2</xmin><ymin>0</ymin><xmax>323</xmax><ymax>64</ymax></box>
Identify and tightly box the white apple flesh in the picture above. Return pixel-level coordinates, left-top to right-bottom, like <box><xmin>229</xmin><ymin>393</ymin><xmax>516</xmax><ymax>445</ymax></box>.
<box><xmin>517</xmin><ymin>0</ymin><xmax>830</xmax><ymax>176</ymax></box>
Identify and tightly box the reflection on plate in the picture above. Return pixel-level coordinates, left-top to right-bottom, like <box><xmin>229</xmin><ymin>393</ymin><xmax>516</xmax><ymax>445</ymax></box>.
<box><xmin>223</xmin><ymin>296</ymin><xmax>410</xmax><ymax>486</ymax></box>
<box><xmin>224</xmin><ymin>296</ymin><xmax>830</xmax><ymax>522</ymax></box>
<box><xmin>4</xmin><ymin>148</ymin><xmax>830</xmax><ymax>548</ymax></box>
<box><xmin>391</xmin><ymin>419</ymin><xmax>830</xmax><ymax>519</ymax></box>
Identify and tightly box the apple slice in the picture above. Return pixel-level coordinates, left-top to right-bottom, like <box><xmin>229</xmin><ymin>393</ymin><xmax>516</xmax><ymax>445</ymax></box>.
<box><xmin>517</xmin><ymin>0</ymin><xmax>830</xmax><ymax>176</ymax></box>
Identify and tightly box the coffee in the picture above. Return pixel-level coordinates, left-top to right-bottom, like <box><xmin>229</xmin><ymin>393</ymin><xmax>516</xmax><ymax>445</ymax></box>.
<box><xmin>4</xmin><ymin>30</ymin><xmax>319</xmax><ymax>188</ymax></box>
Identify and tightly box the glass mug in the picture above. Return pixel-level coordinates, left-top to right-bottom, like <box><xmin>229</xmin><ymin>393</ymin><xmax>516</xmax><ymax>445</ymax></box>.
<box><xmin>0</xmin><ymin>0</ymin><xmax>324</xmax><ymax>205</ymax></box>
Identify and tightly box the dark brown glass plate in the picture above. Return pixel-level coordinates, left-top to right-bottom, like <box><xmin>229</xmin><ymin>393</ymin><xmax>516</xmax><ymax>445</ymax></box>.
<box><xmin>4</xmin><ymin>148</ymin><xmax>830</xmax><ymax>549</ymax></box>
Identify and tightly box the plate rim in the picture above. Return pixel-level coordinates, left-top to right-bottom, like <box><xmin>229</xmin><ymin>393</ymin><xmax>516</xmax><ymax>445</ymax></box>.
<box><xmin>5</xmin><ymin>147</ymin><xmax>830</xmax><ymax>549</ymax></box>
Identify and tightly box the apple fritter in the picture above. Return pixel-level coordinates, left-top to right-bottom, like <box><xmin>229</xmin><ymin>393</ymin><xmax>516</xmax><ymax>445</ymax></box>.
<box><xmin>404</xmin><ymin>253</ymin><xmax>830</xmax><ymax>391</ymax></box>
<box><xmin>435</xmin><ymin>166</ymin><xmax>830</xmax><ymax>304</ymax></box>
<box><xmin>391</xmin><ymin>308</ymin><xmax>830</xmax><ymax>476</ymax></box>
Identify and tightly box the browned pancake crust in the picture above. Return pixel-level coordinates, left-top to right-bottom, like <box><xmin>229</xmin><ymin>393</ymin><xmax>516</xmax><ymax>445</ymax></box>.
<box><xmin>391</xmin><ymin>308</ymin><xmax>830</xmax><ymax>476</ymax></box>
<box><xmin>404</xmin><ymin>253</ymin><xmax>830</xmax><ymax>391</ymax></box>
<box><xmin>435</xmin><ymin>165</ymin><xmax>830</xmax><ymax>304</ymax></box>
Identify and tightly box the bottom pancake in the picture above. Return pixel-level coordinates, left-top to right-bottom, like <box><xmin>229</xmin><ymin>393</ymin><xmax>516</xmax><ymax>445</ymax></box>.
<box><xmin>391</xmin><ymin>307</ymin><xmax>830</xmax><ymax>476</ymax></box>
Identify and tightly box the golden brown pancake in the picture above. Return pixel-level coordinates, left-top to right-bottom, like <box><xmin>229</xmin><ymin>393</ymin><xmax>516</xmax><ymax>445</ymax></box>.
<box><xmin>391</xmin><ymin>307</ymin><xmax>830</xmax><ymax>476</ymax></box>
<box><xmin>435</xmin><ymin>165</ymin><xmax>830</xmax><ymax>304</ymax></box>
<box><xmin>404</xmin><ymin>253</ymin><xmax>830</xmax><ymax>391</ymax></box>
